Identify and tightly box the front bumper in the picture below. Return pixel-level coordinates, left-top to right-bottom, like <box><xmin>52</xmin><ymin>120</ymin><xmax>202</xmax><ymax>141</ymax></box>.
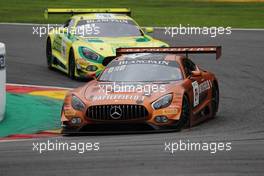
<box><xmin>61</xmin><ymin>121</ymin><xmax>183</xmax><ymax>134</ymax></box>
<box><xmin>61</xmin><ymin>104</ymin><xmax>182</xmax><ymax>133</ymax></box>
<box><xmin>75</xmin><ymin>59</ymin><xmax>105</xmax><ymax>78</ymax></box>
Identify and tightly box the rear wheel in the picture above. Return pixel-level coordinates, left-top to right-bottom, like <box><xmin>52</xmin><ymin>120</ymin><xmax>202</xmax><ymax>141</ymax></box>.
<box><xmin>46</xmin><ymin>38</ymin><xmax>53</xmax><ymax>69</ymax></box>
<box><xmin>211</xmin><ymin>82</ymin><xmax>219</xmax><ymax>117</ymax></box>
<box><xmin>68</xmin><ymin>50</ymin><xmax>76</xmax><ymax>80</ymax></box>
<box><xmin>174</xmin><ymin>95</ymin><xmax>190</xmax><ymax>129</ymax></box>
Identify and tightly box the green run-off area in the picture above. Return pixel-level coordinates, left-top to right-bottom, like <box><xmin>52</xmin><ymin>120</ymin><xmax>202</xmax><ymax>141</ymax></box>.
<box><xmin>0</xmin><ymin>93</ymin><xmax>62</xmax><ymax>137</ymax></box>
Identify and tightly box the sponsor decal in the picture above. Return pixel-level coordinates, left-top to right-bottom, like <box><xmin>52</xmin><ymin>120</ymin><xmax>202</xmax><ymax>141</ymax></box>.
<box><xmin>161</xmin><ymin>108</ymin><xmax>178</xmax><ymax>115</ymax></box>
<box><xmin>61</xmin><ymin>40</ymin><xmax>67</xmax><ymax>58</ymax></box>
<box><xmin>0</xmin><ymin>55</ymin><xmax>5</xmax><ymax>70</ymax></box>
<box><xmin>118</xmin><ymin>59</ymin><xmax>169</xmax><ymax>66</ymax></box>
<box><xmin>53</xmin><ymin>36</ymin><xmax>62</xmax><ymax>52</ymax></box>
<box><xmin>85</xmin><ymin>19</ymin><xmax>129</xmax><ymax>24</ymax></box>
<box><xmin>91</xmin><ymin>94</ymin><xmax>145</xmax><ymax>101</ymax></box>
<box><xmin>64</xmin><ymin>109</ymin><xmax>76</xmax><ymax>116</ymax></box>
<box><xmin>199</xmin><ymin>80</ymin><xmax>211</xmax><ymax>93</ymax></box>
<box><xmin>96</xmin><ymin>13</ymin><xmax>115</xmax><ymax>19</ymax></box>
<box><xmin>192</xmin><ymin>80</ymin><xmax>211</xmax><ymax>107</ymax></box>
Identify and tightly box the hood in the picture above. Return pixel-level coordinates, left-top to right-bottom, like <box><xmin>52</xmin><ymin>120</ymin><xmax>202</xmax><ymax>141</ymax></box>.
<box><xmin>83</xmin><ymin>80</ymin><xmax>180</xmax><ymax>105</ymax></box>
<box><xmin>76</xmin><ymin>36</ymin><xmax>167</xmax><ymax>57</ymax></box>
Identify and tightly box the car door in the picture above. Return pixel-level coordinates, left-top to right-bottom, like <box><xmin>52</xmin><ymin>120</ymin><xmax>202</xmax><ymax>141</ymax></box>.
<box><xmin>53</xmin><ymin>19</ymin><xmax>75</xmax><ymax>63</ymax></box>
<box><xmin>183</xmin><ymin>58</ymin><xmax>209</xmax><ymax>109</ymax></box>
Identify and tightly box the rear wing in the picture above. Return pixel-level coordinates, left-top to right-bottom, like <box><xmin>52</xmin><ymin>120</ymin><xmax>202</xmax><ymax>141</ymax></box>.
<box><xmin>44</xmin><ymin>8</ymin><xmax>131</xmax><ymax>19</ymax></box>
<box><xmin>116</xmin><ymin>46</ymin><xmax>222</xmax><ymax>60</ymax></box>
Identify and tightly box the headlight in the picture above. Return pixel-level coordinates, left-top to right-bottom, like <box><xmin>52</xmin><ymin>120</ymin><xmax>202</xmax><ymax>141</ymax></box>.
<box><xmin>86</xmin><ymin>65</ymin><xmax>98</xmax><ymax>71</ymax></box>
<box><xmin>80</xmin><ymin>47</ymin><xmax>99</xmax><ymax>61</ymax></box>
<box><xmin>152</xmin><ymin>94</ymin><xmax>173</xmax><ymax>110</ymax></box>
<box><xmin>71</xmin><ymin>95</ymin><xmax>85</xmax><ymax>111</ymax></box>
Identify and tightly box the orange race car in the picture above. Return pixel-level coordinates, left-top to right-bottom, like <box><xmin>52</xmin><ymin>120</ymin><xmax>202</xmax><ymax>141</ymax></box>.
<box><xmin>61</xmin><ymin>46</ymin><xmax>221</xmax><ymax>133</ymax></box>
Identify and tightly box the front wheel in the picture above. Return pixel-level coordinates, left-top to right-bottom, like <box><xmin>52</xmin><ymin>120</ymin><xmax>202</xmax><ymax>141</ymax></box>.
<box><xmin>174</xmin><ymin>94</ymin><xmax>190</xmax><ymax>130</ymax></box>
<box><xmin>68</xmin><ymin>50</ymin><xmax>76</xmax><ymax>80</ymax></box>
<box><xmin>46</xmin><ymin>38</ymin><xmax>53</xmax><ymax>69</ymax></box>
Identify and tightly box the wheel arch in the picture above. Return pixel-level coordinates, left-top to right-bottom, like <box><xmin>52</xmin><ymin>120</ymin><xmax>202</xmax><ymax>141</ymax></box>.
<box><xmin>68</xmin><ymin>47</ymin><xmax>75</xmax><ymax>68</ymax></box>
<box><xmin>47</xmin><ymin>33</ymin><xmax>55</xmax><ymax>44</ymax></box>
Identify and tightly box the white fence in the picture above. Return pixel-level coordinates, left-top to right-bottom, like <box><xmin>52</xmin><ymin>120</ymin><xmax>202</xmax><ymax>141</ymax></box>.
<box><xmin>0</xmin><ymin>43</ymin><xmax>6</xmax><ymax>122</ymax></box>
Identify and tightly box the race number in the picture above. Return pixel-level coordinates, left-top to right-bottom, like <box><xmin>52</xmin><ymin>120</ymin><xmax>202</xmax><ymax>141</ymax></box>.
<box><xmin>192</xmin><ymin>81</ymin><xmax>199</xmax><ymax>107</ymax></box>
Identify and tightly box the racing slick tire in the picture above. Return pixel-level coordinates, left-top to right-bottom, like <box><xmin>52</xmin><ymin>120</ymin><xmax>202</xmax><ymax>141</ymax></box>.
<box><xmin>211</xmin><ymin>82</ymin><xmax>219</xmax><ymax>118</ymax></box>
<box><xmin>69</xmin><ymin>49</ymin><xmax>77</xmax><ymax>80</ymax></box>
<box><xmin>46</xmin><ymin>38</ymin><xmax>53</xmax><ymax>70</ymax></box>
<box><xmin>174</xmin><ymin>94</ymin><xmax>190</xmax><ymax>130</ymax></box>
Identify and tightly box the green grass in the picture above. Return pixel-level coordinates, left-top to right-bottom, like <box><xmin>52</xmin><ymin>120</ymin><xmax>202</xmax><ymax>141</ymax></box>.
<box><xmin>0</xmin><ymin>0</ymin><xmax>264</xmax><ymax>28</ymax></box>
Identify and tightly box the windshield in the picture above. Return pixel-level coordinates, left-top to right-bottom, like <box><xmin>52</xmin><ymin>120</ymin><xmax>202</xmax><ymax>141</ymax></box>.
<box><xmin>75</xmin><ymin>18</ymin><xmax>142</xmax><ymax>37</ymax></box>
<box><xmin>99</xmin><ymin>56</ymin><xmax>183</xmax><ymax>82</ymax></box>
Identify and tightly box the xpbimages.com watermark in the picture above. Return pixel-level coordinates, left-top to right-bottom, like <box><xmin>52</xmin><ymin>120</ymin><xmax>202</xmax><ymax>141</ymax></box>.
<box><xmin>32</xmin><ymin>139</ymin><xmax>100</xmax><ymax>154</ymax></box>
<box><xmin>99</xmin><ymin>82</ymin><xmax>166</xmax><ymax>96</ymax></box>
<box><xmin>164</xmin><ymin>140</ymin><xmax>232</xmax><ymax>154</ymax></box>
<box><xmin>164</xmin><ymin>24</ymin><xmax>232</xmax><ymax>38</ymax></box>
<box><xmin>32</xmin><ymin>24</ymin><xmax>100</xmax><ymax>37</ymax></box>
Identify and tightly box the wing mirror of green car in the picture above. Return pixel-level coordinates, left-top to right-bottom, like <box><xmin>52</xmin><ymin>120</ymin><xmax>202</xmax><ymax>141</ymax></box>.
<box><xmin>143</xmin><ymin>27</ymin><xmax>154</xmax><ymax>33</ymax></box>
<box><xmin>67</xmin><ymin>33</ymin><xmax>72</xmax><ymax>39</ymax></box>
<box><xmin>67</xmin><ymin>32</ymin><xmax>76</xmax><ymax>40</ymax></box>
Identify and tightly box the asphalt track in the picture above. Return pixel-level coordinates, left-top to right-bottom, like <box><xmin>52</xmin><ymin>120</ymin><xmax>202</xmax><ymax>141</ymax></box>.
<box><xmin>1</xmin><ymin>24</ymin><xmax>264</xmax><ymax>176</ymax></box>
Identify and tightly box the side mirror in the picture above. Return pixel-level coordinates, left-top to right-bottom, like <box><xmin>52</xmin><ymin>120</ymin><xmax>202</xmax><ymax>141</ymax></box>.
<box><xmin>143</xmin><ymin>27</ymin><xmax>154</xmax><ymax>33</ymax></box>
<box><xmin>67</xmin><ymin>32</ymin><xmax>72</xmax><ymax>39</ymax></box>
<box><xmin>67</xmin><ymin>32</ymin><xmax>76</xmax><ymax>40</ymax></box>
<box><xmin>191</xmin><ymin>70</ymin><xmax>202</xmax><ymax>77</ymax></box>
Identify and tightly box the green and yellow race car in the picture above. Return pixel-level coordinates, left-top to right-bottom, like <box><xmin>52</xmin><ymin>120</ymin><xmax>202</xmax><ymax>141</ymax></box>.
<box><xmin>45</xmin><ymin>8</ymin><xmax>169</xmax><ymax>79</ymax></box>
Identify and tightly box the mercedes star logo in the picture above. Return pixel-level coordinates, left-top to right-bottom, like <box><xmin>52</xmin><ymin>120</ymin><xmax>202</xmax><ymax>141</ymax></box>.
<box><xmin>110</xmin><ymin>106</ymin><xmax>122</xmax><ymax>119</ymax></box>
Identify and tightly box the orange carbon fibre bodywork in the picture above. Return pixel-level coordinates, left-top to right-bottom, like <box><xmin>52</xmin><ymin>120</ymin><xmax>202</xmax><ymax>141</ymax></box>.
<box><xmin>61</xmin><ymin>47</ymin><xmax>220</xmax><ymax>132</ymax></box>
